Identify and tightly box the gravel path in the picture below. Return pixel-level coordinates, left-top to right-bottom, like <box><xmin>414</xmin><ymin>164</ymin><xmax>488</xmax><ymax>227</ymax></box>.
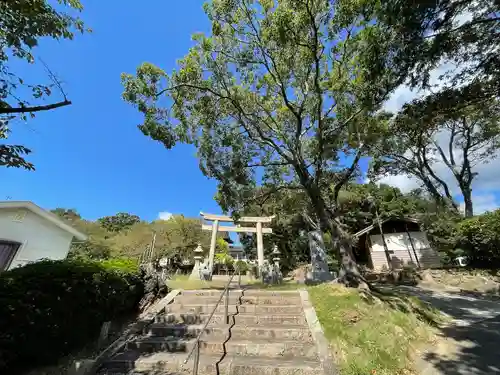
<box><xmin>396</xmin><ymin>285</ymin><xmax>500</xmax><ymax>375</ymax></box>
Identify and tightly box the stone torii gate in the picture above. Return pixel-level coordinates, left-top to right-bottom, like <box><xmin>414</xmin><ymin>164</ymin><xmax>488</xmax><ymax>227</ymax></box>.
<box><xmin>200</xmin><ymin>212</ymin><xmax>275</xmax><ymax>273</ymax></box>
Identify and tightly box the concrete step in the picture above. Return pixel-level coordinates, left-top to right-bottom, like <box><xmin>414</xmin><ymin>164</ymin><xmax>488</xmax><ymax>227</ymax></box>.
<box><xmin>155</xmin><ymin>312</ymin><xmax>307</xmax><ymax>325</ymax></box>
<box><xmin>100</xmin><ymin>351</ymin><xmax>322</xmax><ymax>375</ymax></box>
<box><xmin>166</xmin><ymin>302</ymin><xmax>304</xmax><ymax>314</ymax></box>
<box><xmin>181</xmin><ymin>289</ymin><xmax>302</xmax><ymax>297</ymax></box>
<box><xmin>127</xmin><ymin>337</ymin><xmax>318</xmax><ymax>359</ymax></box>
<box><xmin>146</xmin><ymin>323</ymin><xmax>313</xmax><ymax>342</ymax></box>
<box><xmin>175</xmin><ymin>294</ymin><xmax>302</xmax><ymax>306</ymax></box>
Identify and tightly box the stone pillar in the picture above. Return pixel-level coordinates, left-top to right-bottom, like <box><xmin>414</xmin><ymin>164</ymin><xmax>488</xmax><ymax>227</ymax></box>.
<box><xmin>306</xmin><ymin>230</ymin><xmax>333</xmax><ymax>283</ymax></box>
<box><xmin>208</xmin><ymin>220</ymin><xmax>219</xmax><ymax>273</ymax></box>
<box><xmin>256</xmin><ymin>221</ymin><xmax>264</xmax><ymax>271</ymax></box>
<box><xmin>189</xmin><ymin>244</ymin><xmax>204</xmax><ymax>280</ymax></box>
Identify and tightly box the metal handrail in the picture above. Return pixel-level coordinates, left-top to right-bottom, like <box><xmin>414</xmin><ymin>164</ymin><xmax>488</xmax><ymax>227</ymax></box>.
<box><xmin>183</xmin><ymin>265</ymin><xmax>241</xmax><ymax>374</ymax></box>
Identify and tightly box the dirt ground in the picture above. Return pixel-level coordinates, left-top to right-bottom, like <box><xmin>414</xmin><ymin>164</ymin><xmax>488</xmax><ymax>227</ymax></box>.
<box><xmin>417</xmin><ymin>269</ymin><xmax>500</xmax><ymax>296</ymax></box>
<box><xmin>389</xmin><ymin>282</ymin><xmax>500</xmax><ymax>375</ymax></box>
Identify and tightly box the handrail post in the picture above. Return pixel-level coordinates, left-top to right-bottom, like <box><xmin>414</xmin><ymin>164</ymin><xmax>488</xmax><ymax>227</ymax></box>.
<box><xmin>193</xmin><ymin>340</ymin><xmax>200</xmax><ymax>375</ymax></box>
<box><xmin>224</xmin><ymin>286</ymin><xmax>229</xmax><ymax>324</ymax></box>
<box><xmin>182</xmin><ymin>269</ymin><xmax>237</xmax><ymax>372</ymax></box>
<box><xmin>238</xmin><ymin>267</ymin><xmax>241</xmax><ymax>288</ymax></box>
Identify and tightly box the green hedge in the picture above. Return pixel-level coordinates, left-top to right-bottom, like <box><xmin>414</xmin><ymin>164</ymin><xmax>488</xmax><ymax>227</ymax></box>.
<box><xmin>0</xmin><ymin>258</ymin><xmax>144</xmax><ymax>372</ymax></box>
<box><xmin>100</xmin><ymin>257</ymin><xmax>140</xmax><ymax>274</ymax></box>
<box><xmin>457</xmin><ymin>209</ymin><xmax>500</xmax><ymax>267</ymax></box>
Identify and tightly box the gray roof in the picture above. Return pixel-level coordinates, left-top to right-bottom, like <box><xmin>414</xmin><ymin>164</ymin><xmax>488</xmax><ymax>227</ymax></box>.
<box><xmin>353</xmin><ymin>217</ymin><xmax>420</xmax><ymax>238</ymax></box>
<box><xmin>0</xmin><ymin>201</ymin><xmax>87</xmax><ymax>241</ymax></box>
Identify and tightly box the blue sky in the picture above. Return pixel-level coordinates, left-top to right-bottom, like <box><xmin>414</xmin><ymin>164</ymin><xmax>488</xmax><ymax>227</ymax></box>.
<box><xmin>5</xmin><ymin>2</ymin><xmax>494</xmax><ymax>222</ymax></box>
<box><xmin>1</xmin><ymin>1</ymin><xmax>224</xmax><ymax>221</ymax></box>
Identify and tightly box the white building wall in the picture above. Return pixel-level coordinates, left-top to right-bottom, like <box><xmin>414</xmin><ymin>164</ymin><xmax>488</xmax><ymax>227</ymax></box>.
<box><xmin>0</xmin><ymin>208</ymin><xmax>74</xmax><ymax>270</ymax></box>
<box><xmin>369</xmin><ymin>231</ymin><xmax>440</xmax><ymax>269</ymax></box>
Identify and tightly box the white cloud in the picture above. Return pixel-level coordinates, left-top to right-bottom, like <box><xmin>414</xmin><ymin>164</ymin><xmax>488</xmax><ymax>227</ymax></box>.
<box><xmin>378</xmin><ymin>41</ymin><xmax>500</xmax><ymax>213</ymax></box>
<box><xmin>158</xmin><ymin>211</ymin><xmax>173</xmax><ymax>220</ymax></box>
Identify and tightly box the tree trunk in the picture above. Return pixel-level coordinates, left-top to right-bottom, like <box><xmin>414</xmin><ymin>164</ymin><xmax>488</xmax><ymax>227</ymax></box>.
<box><xmin>318</xmin><ymin>212</ymin><xmax>368</xmax><ymax>288</ymax></box>
<box><xmin>304</xmin><ymin>182</ymin><xmax>368</xmax><ymax>288</ymax></box>
<box><xmin>461</xmin><ymin>186</ymin><xmax>474</xmax><ymax>218</ymax></box>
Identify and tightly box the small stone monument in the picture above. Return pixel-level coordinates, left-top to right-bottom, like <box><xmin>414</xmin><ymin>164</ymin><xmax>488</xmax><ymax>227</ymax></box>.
<box><xmin>189</xmin><ymin>244</ymin><xmax>204</xmax><ymax>280</ymax></box>
<box><xmin>271</xmin><ymin>245</ymin><xmax>283</xmax><ymax>284</ymax></box>
<box><xmin>306</xmin><ymin>230</ymin><xmax>333</xmax><ymax>283</ymax></box>
<box><xmin>272</xmin><ymin>245</ymin><xmax>280</xmax><ymax>268</ymax></box>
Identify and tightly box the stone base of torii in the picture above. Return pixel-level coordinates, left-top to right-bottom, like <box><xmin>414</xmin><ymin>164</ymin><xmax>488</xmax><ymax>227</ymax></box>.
<box><xmin>200</xmin><ymin>212</ymin><xmax>275</xmax><ymax>276</ymax></box>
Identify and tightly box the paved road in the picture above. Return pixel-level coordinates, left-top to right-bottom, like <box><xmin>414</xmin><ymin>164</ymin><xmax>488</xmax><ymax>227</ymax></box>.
<box><xmin>396</xmin><ymin>285</ymin><xmax>500</xmax><ymax>375</ymax></box>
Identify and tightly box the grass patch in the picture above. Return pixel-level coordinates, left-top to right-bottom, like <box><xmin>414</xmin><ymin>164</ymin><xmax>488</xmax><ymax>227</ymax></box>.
<box><xmin>309</xmin><ymin>284</ymin><xmax>442</xmax><ymax>375</ymax></box>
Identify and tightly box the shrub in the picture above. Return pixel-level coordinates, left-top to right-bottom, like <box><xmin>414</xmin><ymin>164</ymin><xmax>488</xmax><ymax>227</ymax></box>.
<box><xmin>456</xmin><ymin>209</ymin><xmax>500</xmax><ymax>267</ymax></box>
<box><xmin>0</xmin><ymin>259</ymin><xmax>144</xmax><ymax>373</ymax></box>
<box><xmin>100</xmin><ymin>257</ymin><xmax>140</xmax><ymax>274</ymax></box>
<box><xmin>234</xmin><ymin>260</ymin><xmax>249</xmax><ymax>273</ymax></box>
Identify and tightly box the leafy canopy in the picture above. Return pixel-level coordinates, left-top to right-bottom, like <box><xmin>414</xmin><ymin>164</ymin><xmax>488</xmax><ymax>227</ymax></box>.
<box><xmin>122</xmin><ymin>0</ymin><xmax>398</xmax><ymax>216</ymax></box>
<box><xmin>0</xmin><ymin>0</ymin><xmax>87</xmax><ymax>170</ymax></box>
<box><xmin>371</xmin><ymin>99</ymin><xmax>500</xmax><ymax>217</ymax></box>
<box><xmin>98</xmin><ymin>212</ymin><xmax>141</xmax><ymax>233</ymax></box>
<box><xmin>372</xmin><ymin>0</ymin><xmax>499</xmax><ymax>105</ymax></box>
<box><xmin>122</xmin><ymin>0</ymin><xmax>405</xmax><ymax>285</ymax></box>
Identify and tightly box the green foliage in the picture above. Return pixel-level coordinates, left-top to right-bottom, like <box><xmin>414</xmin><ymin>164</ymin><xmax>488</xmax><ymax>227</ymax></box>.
<box><xmin>371</xmin><ymin>100</ymin><xmax>500</xmax><ymax>217</ymax></box>
<box><xmin>122</xmin><ymin>0</ymin><xmax>405</xmax><ymax>282</ymax></box>
<box><xmin>371</xmin><ymin>0</ymin><xmax>498</xmax><ymax>106</ymax></box>
<box><xmin>59</xmin><ymin>210</ymin><xmax>211</xmax><ymax>262</ymax></box>
<box><xmin>456</xmin><ymin>209</ymin><xmax>500</xmax><ymax>267</ymax></box>
<box><xmin>111</xmin><ymin>216</ymin><xmax>211</xmax><ymax>260</ymax></box>
<box><xmin>66</xmin><ymin>219</ymin><xmax>114</xmax><ymax>260</ymax></box>
<box><xmin>216</xmin><ymin>237</ymin><xmax>229</xmax><ymax>252</ymax></box>
<box><xmin>51</xmin><ymin>208</ymin><xmax>82</xmax><ymax>223</ymax></box>
<box><xmin>0</xmin><ymin>259</ymin><xmax>143</xmax><ymax>373</ymax></box>
<box><xmin>359</xmin><ymin>0</ymin><xmax>500</xmax><ymax>217</ymax></box>
<box><xmin>98</xmin><ymin>212</ymin><xmax>141</xmax><ymax>233</ymax></box>
<box><xmin>309</xmin><ymin>283</ymin><xmax>439</xmax><ymax>375</ymax></box>
<box><xmin>100</xmin><ymin>257</ymin><xmax>140</xmax><ymax>274</ymax></box>
<box><xmin>215</xmin><ymin>252</ymin><xmax>234</xmax><ymax>266</ymax></box>
<box><xmin>215</xmin><ymin>241</ymin><xmax>234</xmax><ymax>266</ymax></box>
<box><xmin>0</xmin><ymin>0</ymin><xmax>88</xmax><ymax>169</ymax></box>
<box><xmin>234</xmin><ymin>260</ymin><xmax>249</xmax><ymax>273</ymax></box>
<box><xmin>240</xmin><ymin>182</ymin><xmax>453</xmax><ymax>272</ymax></box>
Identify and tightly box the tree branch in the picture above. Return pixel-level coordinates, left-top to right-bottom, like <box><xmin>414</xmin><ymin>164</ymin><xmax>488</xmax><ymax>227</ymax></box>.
<box><xmin>419</xmin><ymin>145</ymin><xmax>456</xmax><ymax>207</ymax></box>
<box><xmin>332</xmin><ymin>145</ymin><xmax>365</xmax><ymax>204</ymax></box>
<box><xmin>0</xmin><ymin>100</ymin><xmax>71</xmax><ymax>114</ymax></box>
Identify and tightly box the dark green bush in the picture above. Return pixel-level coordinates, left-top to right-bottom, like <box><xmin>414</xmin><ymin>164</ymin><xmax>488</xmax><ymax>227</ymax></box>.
<box><xmin>456</xmin><ymin>209</ymin><xmax>500</xmax><ymax>267</ymax></box>
<box><xmin>234</xmin><ymin>260</ymin><xmax>249</xmax><ymax>273</ymax></box>
<box><xmin>100</xmin><ymin>257</ymin><xmax>140</xmax><ymax>274</ymax></box>
<box><xmin>0</xmin><ymin>259</ymin><xmax>144</xmax><ymax>373</ymax></box>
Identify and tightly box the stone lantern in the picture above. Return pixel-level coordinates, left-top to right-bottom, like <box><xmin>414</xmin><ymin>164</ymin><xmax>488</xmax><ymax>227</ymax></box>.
<box><xmin>189</xmin><ymin>243</ymin><xmax>204</xmax><ymax>280</ymax></box>
<box><xmin>272</xmin><ymin>244</ymin><xmax>281</xmax><ymax>269</ymax></box>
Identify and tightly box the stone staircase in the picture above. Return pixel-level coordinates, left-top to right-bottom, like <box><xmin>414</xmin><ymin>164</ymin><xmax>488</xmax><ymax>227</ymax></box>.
<box><xmin>98</xmin><ymin>289</ymin><xmax>325</xmax><ymax>375</ymax></box>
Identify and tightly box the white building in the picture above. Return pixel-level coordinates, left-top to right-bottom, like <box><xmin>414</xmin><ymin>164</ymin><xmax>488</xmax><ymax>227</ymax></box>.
<box><xmin>0</xmin><ymin>201</ymin><xmax>87</xmax><ymax>271</ymax></box>
<box><xmin>353</xmin><ymin>217</ymin><xmax>441</xmax><ymax>271</ymax></box>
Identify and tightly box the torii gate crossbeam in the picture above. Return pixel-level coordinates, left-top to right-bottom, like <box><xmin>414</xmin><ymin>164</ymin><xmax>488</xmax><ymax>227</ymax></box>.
<box><xmin>200</xmin><ymin>212</ymin><xmax>275</xmax><ymax>274</ymax></box>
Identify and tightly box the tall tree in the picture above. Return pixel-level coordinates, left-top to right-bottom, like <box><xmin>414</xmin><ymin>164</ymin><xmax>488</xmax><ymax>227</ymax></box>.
<box><xmin>98</xmin><ymin>212</ymin><xmax>141</xmax><ymax>233</ymax></box>
<box><xmin>122</xmin><ymin>0</ymin><xmax>399</xmax><ymax>287</ymax></box>
<box><xmin>0</xmin><ymin>0</ymin><xmax>87</xmax><ymax>169</ymax></box>
<box><xmin>372</xmin><ymin>0</ymin><xmax>499</xmax><ymax>110</ymax></box>
<box><xmin>372</xmin><ymin>100</ymin><xmax>500</xmax><ymax>217</ymax></box>
<box><xmin>51</xmin><ymin>207</ymin><xmax>82</xmax><ymax>223</ymax></box>
<box><xmin>110</xmin><ymin>216</ymin><xmax>211</xmax><ymax>260</ymax></box>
